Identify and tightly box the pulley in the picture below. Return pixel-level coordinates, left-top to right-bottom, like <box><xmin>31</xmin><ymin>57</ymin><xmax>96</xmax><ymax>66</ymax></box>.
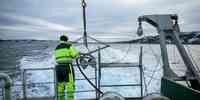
<box><xmin>137</xmin><ymin>21</ymin><xmax>143</xmax><ymax>36</ymax></box>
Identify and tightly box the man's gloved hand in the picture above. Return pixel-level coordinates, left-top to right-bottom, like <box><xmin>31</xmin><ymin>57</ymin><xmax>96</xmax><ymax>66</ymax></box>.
<box><xmin>78</xmin><ymin>53</ymin><xmax>96</xmax><ymax>69</ymax></box>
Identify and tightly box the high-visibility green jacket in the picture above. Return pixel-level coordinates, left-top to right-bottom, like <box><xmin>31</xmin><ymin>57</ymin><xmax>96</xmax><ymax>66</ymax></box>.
<box><xmin>55</xmin><ymin>42</ymin><xmax>79</xmax><ymax>64</ymax></box>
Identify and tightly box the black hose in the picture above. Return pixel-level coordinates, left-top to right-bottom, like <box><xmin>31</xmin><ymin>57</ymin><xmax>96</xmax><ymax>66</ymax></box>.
<box><xmin>76</xmin><ymin>59</ymin><xmax>104</xmax><ymax>94</ymax></box>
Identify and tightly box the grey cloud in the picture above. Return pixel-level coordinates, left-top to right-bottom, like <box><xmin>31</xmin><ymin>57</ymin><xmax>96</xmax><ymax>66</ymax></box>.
<box><xmin>1</xmin><ymin>14</ymin><xmax>75</xmax><ymax>32</ymax></box>
<box><xmin>0</xmin><ymin>0</ymin><xmax>200</xmax><ymax>40</ymax></box>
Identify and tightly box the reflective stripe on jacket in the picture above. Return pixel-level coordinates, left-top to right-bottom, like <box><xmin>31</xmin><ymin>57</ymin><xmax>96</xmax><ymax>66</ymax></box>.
<box><xmin>55</xmin><ymin>42</ymin><xmax>79</xmax><ymax>64</ymax></box>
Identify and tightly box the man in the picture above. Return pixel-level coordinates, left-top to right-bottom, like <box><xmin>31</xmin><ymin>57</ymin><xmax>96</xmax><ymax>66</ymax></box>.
<box><xmin>54</xmin><ymin>35</ymin><xmax>79</xmax><ymax>100</ymax></box>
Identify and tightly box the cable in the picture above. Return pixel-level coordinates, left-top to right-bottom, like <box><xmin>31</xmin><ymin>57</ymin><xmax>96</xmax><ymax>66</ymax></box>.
<box><xmin>138</xmin><ymin>44</ymin><xmax>161</xmax><ymax>95</ymax></box>
<box><xmin>146</xmin><ymin>44</ymin><xmax>162</xmax><ymax>86</ymax></box>
<box><xmin>144</xmin><ymin>72</ymin><xmax>161</xmax><ymax>81</ymax></box>
<box><xmin>185</xmin><ymin>45</ymin><xmax>200</xmax><ymax>53</ymax></box>
<box><xmin>185</xmin><ymin>45</ymin><xmax>200</xmax><ymax>72</ymax></box>
<box><xmin>118</xmin><ymin>43</ymin><xmax>132</xmax><ymax>62</ymax></box>
<box><xmin>142</xmin><ymin>66</ymin><xmax>148</xmax><ymax>95</ymax></box>
<box><xmin>75</xmin><ymin>59</ymin><xmax>104</xmax><ymax>94</ymax></box>
<box><xmin>110</xmin><ymin>43</ymin><xmax>132</xmax><ymax>63</ymax></box>
<box><xmin>138</xmin><ymin>33</ymin><xmax>162</xmax><ymax>96</ymax></box>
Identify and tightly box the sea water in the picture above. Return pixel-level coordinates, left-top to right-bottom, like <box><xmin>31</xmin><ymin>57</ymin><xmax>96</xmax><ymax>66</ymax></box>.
<box><xmin>0</xmin><ymin>40</ymin><xmax>200</xmax><ymax>99</ymax></box>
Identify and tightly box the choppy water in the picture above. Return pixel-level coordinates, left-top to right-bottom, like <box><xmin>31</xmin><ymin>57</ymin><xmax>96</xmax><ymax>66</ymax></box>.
<box><xmin>0</xmin><ymin>40</ymin><xmax>200</xmax><ymax>99</ymax></box>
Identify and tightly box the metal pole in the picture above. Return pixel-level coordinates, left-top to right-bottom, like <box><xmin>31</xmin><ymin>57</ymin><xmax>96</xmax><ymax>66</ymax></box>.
<box><xmin>2</xmin><ymin>88</ymin><xmax>5</xmax><ymax>100</ymax></box>
<box><xmin>139</xmin><ymin>46</ymin><xmax>143</xmax><ymax>98</ymax></box>
<box><xmin>97</xmin><ymin>46</ymin><xmax>101</xmax><ymax>98</ymax></box>
<box><xmin>95</xmin><ymin>60</ymin><xmax>98</xmax><ymax>99</ymax></box>
<box><xmin>1</xmin><ymin>88</ymin><xmax>4</xmax><ymax>100</ymax></box>
<box><xmin>159</xmin><ymin>31</ymin><xmax>170</xmax><ymax>77</ymax></box>
<box><xmin>53</xmin><ymin>68</ymin><xmax>57</xmax><ymax>100</ymax></box>
<box><xmin>22</xmin><ymin>69</ymin><xmax>27</xmax><ymax>100</ymax></box>
<box><xmin>0</xmin><ymin>73</ymin><xmax>12</xmax><ymax>100</ymax></box>
<box><xmin>159</xmin><ymin>31</ymin><xmax>177</xmax><ymax>78</ymax></box>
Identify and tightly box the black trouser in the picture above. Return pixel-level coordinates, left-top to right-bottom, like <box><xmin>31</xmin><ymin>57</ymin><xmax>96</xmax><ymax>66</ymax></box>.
<box><xmin>56</xmin><ymin>63</ymin><xmax>75</xmax><ymax>82</ymax></box>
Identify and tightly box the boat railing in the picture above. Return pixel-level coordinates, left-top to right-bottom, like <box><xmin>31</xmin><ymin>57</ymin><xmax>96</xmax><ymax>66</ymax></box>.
<box><xmin>0</xmin><ymin>46</ymin><xmax>144</xmax><ymax>100</ymax></box>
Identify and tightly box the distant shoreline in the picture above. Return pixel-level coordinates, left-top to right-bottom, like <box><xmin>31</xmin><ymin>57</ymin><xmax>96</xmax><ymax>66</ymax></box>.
<box><xmin>1</xmin><ymin>39</ymin><xmax>200</xmax><ymax>45</ymax></box>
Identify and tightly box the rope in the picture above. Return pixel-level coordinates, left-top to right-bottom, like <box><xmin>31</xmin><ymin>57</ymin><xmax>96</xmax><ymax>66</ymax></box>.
<box><xmin>75</xmin><ymin>59</ymin><xmax>104</xmax><ymax>94</ymax></box>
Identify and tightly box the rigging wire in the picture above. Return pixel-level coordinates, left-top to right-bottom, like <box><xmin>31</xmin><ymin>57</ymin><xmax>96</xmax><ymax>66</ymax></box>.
<box><xmin>172</xmin><ymin>44</ymin><xmax>176</xmax><ymax>64</ymax></box>
<box><xmin>146</xmin><ymin>44</ymin><xmax>162</xmax><ymax>86</ymax></box>
<box><xmin>110</xmin><ymin>43</ymin><xmax>132</xmax><ymax>63</ymax></box>
<box><xmin>144</xmin><ymin>71</ymin><xmax>161</xmax><ymax>81</ymax></box>
<box><xmin>183</xmin><ymin>45</ymin><xmax>197</xmax><ymax>87</ymax></box>
<box><xmin>143</xmin><ymin>33</ymin><xmax>162</xmax><ymax>85</ymax></box>
<box><xmin>183</xmin><ymin>44</ymin><xmax>200</xmax><ymax>53</ymax></box>
<box><xmin>142</xmin><ymin>58</ymin><xmax>161</xmax><ymax>95</ymax></box>
<box><xmin>171</xmin><ymin>43</ymin><xmax>200</xmax><ymax>87</ymax></box>
<box><xmin>140</xmin><ymin>33</ymin><xmax>163</xmax><ymax>96</ymax></box>
<box><xmin>142</xmin><ymin>67</ymin><xmax>148</xmax><ymax>96</ymax></box>
<box><xmin>171</xmin><ymin>44</ymin><xmax>193</xmax><ymax>87</ymax></box>
<box><xmin>184</xmin><ymin>45</ymin><xmax>200</xmax><ymax>72</ymax></box>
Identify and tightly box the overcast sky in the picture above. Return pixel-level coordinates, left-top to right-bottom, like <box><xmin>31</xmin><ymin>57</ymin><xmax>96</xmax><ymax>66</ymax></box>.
<box><xmin>0</xmin><ymin>0</ymin><xmax>200</xmax><ymax>40</ymax></box>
